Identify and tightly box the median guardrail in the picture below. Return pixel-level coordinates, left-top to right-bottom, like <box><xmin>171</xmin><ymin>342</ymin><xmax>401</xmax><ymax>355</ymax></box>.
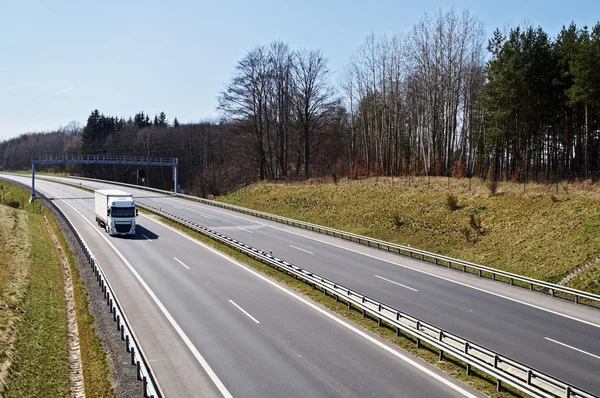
<box><xmin>137</xmin><ymin>201</ymin><xmax>596</xmax><ymax>398</ymax></box>
<box><xmin>61</xmin><ymin>175</ymin><xmax>600</xmax><ymax>308</ymax></box>
<box><xmin>4</xmin><ymin>176</ymin><xmax>163</xmax><ymax>398</ymax></box>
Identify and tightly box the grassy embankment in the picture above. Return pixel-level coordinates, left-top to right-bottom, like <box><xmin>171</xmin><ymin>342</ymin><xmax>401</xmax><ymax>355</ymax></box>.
<box><xmin>0</xmin><ymin>181</ymin><xmax>113</xmax><ymax>397</ymax></box>
<box><xmin>219</xmin><ymin>176</ymin><xmax>600</xmax><ymax>294</ymax></box>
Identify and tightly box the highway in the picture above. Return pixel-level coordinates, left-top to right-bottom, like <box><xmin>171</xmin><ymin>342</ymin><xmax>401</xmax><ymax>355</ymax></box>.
<box><xmin>37</xmin><ymin>174</ymin><xmax>600</xmax><ymax>395</ymax></box>
<box><xmin>1</xmin><ymin>174</ymin><xmax>483</xmax><ymax>398</ymax></box>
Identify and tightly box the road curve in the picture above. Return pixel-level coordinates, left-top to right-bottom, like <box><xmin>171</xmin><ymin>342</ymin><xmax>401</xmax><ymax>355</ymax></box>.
<box><xmin>2</xmin><ymin>174</ymin><xmax>482</xmax><ymax>398</ymax></box>
<box><xmin>36</xmin><ymin>174</ymin><xmax>600</xmax><ymax>395</ymax></box>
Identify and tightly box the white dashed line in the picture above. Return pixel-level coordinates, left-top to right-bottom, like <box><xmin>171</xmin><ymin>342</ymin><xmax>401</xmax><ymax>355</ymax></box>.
<box><xmin>289</xmin><ymin>245</ymin><xmax>314</xmax><ymax>255</ymax></box>
<box><xmin>544</xmin><ymin>337</ymin><xmax>600</xmax><ymax>360</ymax></box>
<box><xmin>229</xmin><ymin>300</ymin><xmax>260</xmax><ymax>324</ymax></box>
<box><xmin>374</xmin><ymin>275</ymin><xmax>418</xmax><ymax>292</ymax></box>
<box><xmin>174</xmin><ymin>257</ymin><xmax>190</xmax><ymax>269</ymax></box>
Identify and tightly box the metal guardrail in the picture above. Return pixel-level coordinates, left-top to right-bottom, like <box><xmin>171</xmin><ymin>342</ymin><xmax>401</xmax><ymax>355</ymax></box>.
<box><xmin>62</xmin><ymin>175</ymin><xmax>600</xmax><ymax>308</ymax></box>
<box><xmin>12</xmin><ymin>178</ymin><xmax>163</xmax><ymax>398</ymax></box>
<box><xmin>137</xmin><ymin>201</ymin><xmax>596</xmax><ymax>398</ymax></box>
<box><xmin>29</xmin><ymin>174</ymin><xmax>599</xmax><ymax>397</ymax></box>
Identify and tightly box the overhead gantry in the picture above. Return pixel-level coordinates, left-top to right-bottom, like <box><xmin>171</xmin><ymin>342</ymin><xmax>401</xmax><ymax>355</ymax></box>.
<box><xmin>30</xmin><ymin>154</ymin><xmax>178</xmax><ymax>201</ymax></box>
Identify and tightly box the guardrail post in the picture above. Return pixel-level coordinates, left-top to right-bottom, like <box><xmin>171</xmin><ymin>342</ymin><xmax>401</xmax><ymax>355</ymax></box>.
<box><xmin>126</xmin><ymin>335</ymin><xmax>130</xmax><ymax>352</ymax></box>
<box><xmin>566</xmin><ymin>386</ymin><xmax>572</xmax><ymax>398</ymax></box>
<box><xmin>478</xmin><ymin>269</ymin><xmax>482</xmax><ymax>277</ymax></box>
<box><xmin>137</xmin><ymin>361</ymin><xmax>141</xmax><ymax>380</ymax></box>
<box><xmin>438</xmin><ymin>331</ymin><xmax>444</xmax><ymax>361</ymax></box>
<box><xmin>143</xmin><ymin>376</ymin><xmax>148</xmax><ymax>397</ymax></box>
<box><xmin>496</xmin><ymin>379</ymin><xmax>502</xmax><ymax>392</ymax></box>
<box><xmin>526</xmin><ymin>369</ymin><xmax>532</xmax><ymax>385</ymax></box>
<box><xmin>131</xmin><ymin>347</ymin><xmax>135</xmax><ymax>364</ymax></box>
<box><xmin>575</xmin><ymin>295</ymin><xmax>579</xmax><ymax>304</ymax></box>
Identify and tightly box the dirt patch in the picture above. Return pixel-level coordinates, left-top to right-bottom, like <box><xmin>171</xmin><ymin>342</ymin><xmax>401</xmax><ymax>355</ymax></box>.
<box><xmin>0</xmin><ymin>206</ymin><xmax>31</xmax><ymax>390</ymax></box>
<box><xmin>43</xmin><ymin>216</ymin><xmax>85</xmax><ymax>398</ymax></box>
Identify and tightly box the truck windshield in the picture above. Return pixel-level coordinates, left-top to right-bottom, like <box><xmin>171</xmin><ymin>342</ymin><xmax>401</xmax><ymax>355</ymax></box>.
<box><xmin>111</xmin><ymin>207</ymin><xmax>135</xmax><ymax>218</ymax></box>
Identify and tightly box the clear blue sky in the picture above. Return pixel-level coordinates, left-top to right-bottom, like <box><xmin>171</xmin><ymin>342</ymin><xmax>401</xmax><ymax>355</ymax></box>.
<box><xmin>1</xmin><ymin>0</ymin><xmax>598</xmax><ymax>140</ymax></box>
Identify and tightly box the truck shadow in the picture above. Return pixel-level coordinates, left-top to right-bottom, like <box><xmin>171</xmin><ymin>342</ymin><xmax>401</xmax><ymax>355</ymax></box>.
<box><xmin>127</xmin><ymin>225</ymin><xmax>159</xmax><ymax>240</ymax></box>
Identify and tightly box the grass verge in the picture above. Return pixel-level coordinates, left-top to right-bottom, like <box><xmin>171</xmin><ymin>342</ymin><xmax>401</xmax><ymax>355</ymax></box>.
<box><xmin>2</xmin><ymin>212</ymin><xmax>70</xmax><ymax>397</ymax></box>
<box><xmin>46</xmin><ymin>215</ymin><xmax>115</xmax><ymax>398</ymax></box>
<box><xmin>0</xmin><ymin>180</ymin><xmax>114</xmax><ymax>397</ymax></box>
<box><xmin>219</xmin><ymin>178</ymin><xmax>600</xmax><ymax>293</ymax></box>
<box><xmin>140</xmin><ymin>208</ymin><xmax>527</xmax><ymax>398</ymax></box>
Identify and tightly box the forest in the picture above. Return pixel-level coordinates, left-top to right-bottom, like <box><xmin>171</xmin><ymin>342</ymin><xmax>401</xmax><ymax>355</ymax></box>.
<box><xmin>1</xmin><ymin>9</ymin><xmax>599</xmax><ymax>195</ymax></box>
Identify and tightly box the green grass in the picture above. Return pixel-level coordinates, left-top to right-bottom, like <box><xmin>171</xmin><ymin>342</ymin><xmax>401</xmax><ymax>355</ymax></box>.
<box><xmin>219</xmin><ymin>177</ymin><xmax>600</xmax><ymax>293</ymax></box>
<box><xmin>46</xmin><ymin>216</ymin><xmax>115</xmax><ymax>398</ymax></box>
<box><xmin>2</xmin><ymin>213</ymin><xmax>70</xmax><ymax>397</ymax></box>
<box><xmin>0</xmin><ymin>180</ymin><xmax>114</xmax><ymax>397</ymax></box>
<box><xmin>142</xmin><ymin>209</ymin><xmax>527</xmax><ymax>398</ymax></box>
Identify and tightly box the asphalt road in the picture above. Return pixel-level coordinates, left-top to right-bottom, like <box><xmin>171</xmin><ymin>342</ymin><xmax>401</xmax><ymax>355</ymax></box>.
<box><xmin>36</xmin><ymin>175</ymin><xmax>600</xmax><ymax>395</ymax></box>
<box><xmin>2</xmin><ymin>174</ymin><xmax>483</xmax><ymax>398</ymax></box>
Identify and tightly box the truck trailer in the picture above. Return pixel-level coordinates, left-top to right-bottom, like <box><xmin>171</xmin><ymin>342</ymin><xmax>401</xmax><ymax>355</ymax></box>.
<box><xmin>94</xmin><ymin>189</ymin><xmax>138</xmax><ymax>236</ymax></box>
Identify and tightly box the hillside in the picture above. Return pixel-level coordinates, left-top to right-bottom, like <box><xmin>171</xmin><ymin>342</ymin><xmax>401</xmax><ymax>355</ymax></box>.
<box><xmin>219</xmin><ymin>177</ymin><xmax>600</xmax><ymax>294</ymax></box>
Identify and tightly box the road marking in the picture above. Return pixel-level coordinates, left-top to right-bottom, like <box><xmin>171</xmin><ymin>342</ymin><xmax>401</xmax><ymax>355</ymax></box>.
<box><xmin>200</xmin><ymin>215</ymin><xmax>213</xmax><ymax>220</ymax></box>
<box><xmin>194</xmin><ymin>206</ymin><xmax>600</xmax><ymax>329</ymax></box>
<box><xmin>141</xmin><ymin>214</ymin><xmax>480</xmax><ymax>398</ymax></box>
<box><xmin>142</xmin><ymin>234</ymin><xmax>152</xmax><ymax>241</ymax></box>
<box><xmin>545</xmin><ymin>337</ymin><xmax>600</xmax><ymax>360</ymax></box>
<box><xmin>229</xmin><ymin>300</ymin><xmax>260</xmax><ymax>324</ymax></box>
<box><xmin>374</xmin><ymin>275</ymin><xmax>418</xmax><ymax>292</ymax></box>
<box><xmin>174</xmin><ymin>257</ymin><xmax>190</xmax><ymax>269</ymax></box>
<box><xmin>173</xmin><ymin>205</ymin><xmax>184</xmax><ymax>210</ymax></box>
<box><xmin>289</xmin><ymin>245</ymin><xmax>314</xmax><ymax>255</ymax></box>
<box><xmin>29</xmin><ymin>175</ymin><xmax>600</xmax><ymax>331</ymax></box>
<box><xmin>51</xmin><ymin>197</ymin><xmax>233</xmax><ymax>398</ymax></box>
<box><xmin>237</xmin><ymin>226</ymin><xmax>253</xmax><ymax>234</ymax></box>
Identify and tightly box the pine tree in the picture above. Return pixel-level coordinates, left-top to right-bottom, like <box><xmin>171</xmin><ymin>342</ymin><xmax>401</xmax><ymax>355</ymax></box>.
<box><xmin>173</xmin><ymin>117</ymin><xmax>180</xmax><ymax>127</ymax></box>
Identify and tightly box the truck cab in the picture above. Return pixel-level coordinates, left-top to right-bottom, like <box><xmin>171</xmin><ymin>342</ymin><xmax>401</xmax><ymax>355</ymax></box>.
<box><xmin>95</xmin><ymin>189</ymin><xmax>138</xmax><ymax>236</ymax></box>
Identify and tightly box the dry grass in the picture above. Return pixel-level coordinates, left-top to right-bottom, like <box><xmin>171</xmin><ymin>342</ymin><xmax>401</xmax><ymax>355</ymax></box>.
<box><xmin>0</xmin><ymin>180</ymin><xmax>114</xmax><ymax>397</ymax></box>
<box><xmin>2</xmin><ymin>213</ymin><xmax>70</xmax><ymax>397</ymax></box>
<box><xmin>220</xmin><ymin>177</ymin><xmax>600</xmax><ymax>291</ymax></box>
<box><xmin>0</xmin><ymin>207</ymin><xmax>31</xmax><ymax>390</ymax></box>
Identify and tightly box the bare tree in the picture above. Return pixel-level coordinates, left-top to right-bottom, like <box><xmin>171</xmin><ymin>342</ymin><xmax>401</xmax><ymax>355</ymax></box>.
<box><xmin>293</xmin><ymin>49</ymin><xmax>337</xmax><ymax>177</ymax></box>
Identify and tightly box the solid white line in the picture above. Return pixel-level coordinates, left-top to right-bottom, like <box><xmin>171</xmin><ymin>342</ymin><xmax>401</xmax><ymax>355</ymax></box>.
<box><xmin>229</xmin><ymin>300</ymin><xmax>260</xmax><ymax>324</ymax></box>
<box><xmin>545</xmin><ymin>337</ymin><xmax>600</xmax><ymax>360</ymax></box>
<box><xmin>289</xmin><ymin>245</ymin><xmax>314</xmax><ymax>255</ymax></box>
<box><xmin>237</xmin><ymin>226</ymin><xmax>253</xmax><ymax>234</ymax></box>
<box><xmin>374</xmin><ymin>275</ymin><xmax>418</xmax><ymax>292</ymax></box>
<box><xmin>200</xmin><ymin>215</ymin><xmax>213</xmax><ymax>220</ymax></box>
<box><xmin>142</xmin><ymin>234</ymin><xmax>152</xmax><ymax>241</ymax></box>
<box><xmin>174</xmin><ymin>257</ymin><xmax>190</xmax><ymax>270</ymax></box>
<box><xmin>196</xmin><ymin>207</ymin><xmax>600</xmax><ymax>329</ymax></box>
<box><xmin>53</xmin><ymin>198</ymin><xmax>233</xmax><ymax>398</ymax></box>
<box><xmin>141</xmin><ymin>214</ymin><xmax>479</xmax><ymax>398</ymax></box>
<box><xmin>22</xmin><ymin>175</ymin><xmax>600</xmax><ymax>329</ymax></box>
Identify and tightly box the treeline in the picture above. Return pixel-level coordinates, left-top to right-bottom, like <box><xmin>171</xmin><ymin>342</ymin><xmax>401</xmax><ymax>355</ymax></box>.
<box><xmin>1</xmin><ymin>9</ymin><xmax>599</xmax><ymax>195</ymax></box>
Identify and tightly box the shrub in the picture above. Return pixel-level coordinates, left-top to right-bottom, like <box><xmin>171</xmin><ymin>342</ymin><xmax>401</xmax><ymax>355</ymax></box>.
<box><xmin>332</xmin><ymin>173</ymin><xmax>338</xmax><ymax>185</ymax></box>
<box><xmin>462</xmin><ymin>226</ymin><xmax>471</xmax><ymax>243</ymax></box>
<box><xmin>447</xmin><ymin>194</ymin><xmax>460</xmax><ymax>211</ymax></box>
<box><xmin>487</xmin><ymin>181</ymin><xmax>498</xmax><ymax>196</ymax></box>
<box><xmin>393</xmin><ymin>214</ymin><xmax>406</xmax><ymax>229</ymax></box>
<box><xmin>7</xmin><ymin>200</ymin><xmax>20</xmax><ymax>209</ymax></box>
<box><xmin>470</xmin><ymin>214</ymin><xmax>482</xmax><ymax>230</ymax></box>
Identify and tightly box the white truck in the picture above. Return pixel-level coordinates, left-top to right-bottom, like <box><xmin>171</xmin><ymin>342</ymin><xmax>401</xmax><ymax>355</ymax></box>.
<box><xmin>94</xmin><ymin>189</ymin><xmax>138</xmax><ymax>236</ymax></box>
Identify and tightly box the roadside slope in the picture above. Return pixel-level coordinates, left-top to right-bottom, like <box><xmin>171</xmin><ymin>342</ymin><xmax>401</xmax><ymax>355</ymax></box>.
<box><xmin>219</xmin><ymin>178</ymin><xmax>600</xmax><ymax>291</ymax></box>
